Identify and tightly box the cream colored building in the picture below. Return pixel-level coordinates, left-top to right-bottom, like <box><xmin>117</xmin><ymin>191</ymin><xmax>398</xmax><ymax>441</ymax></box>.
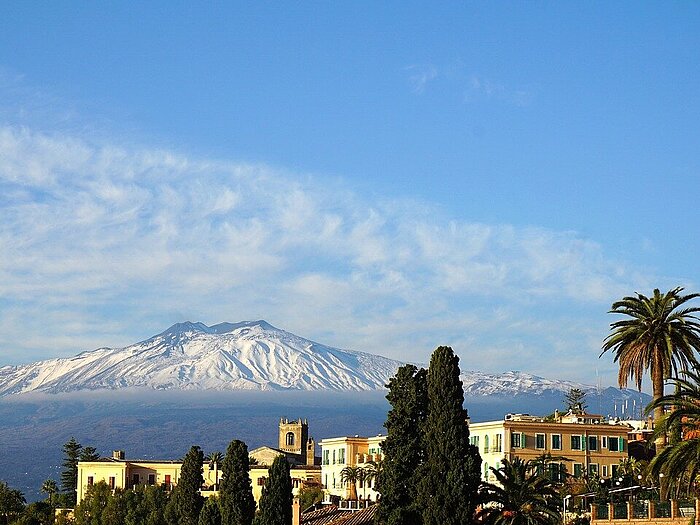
<box><xmin>319</xmin><ymin>435</ymin><xmax>383</xmax><ymax>501</ymax></box>
<box><xmin>468</xmin><ymin>413</ymin><xmax>631</xmax><ymax>483</ymax></box>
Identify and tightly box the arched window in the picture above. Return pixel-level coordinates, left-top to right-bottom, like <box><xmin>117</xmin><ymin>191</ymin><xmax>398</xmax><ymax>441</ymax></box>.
<box><xmin>286</xmin><ymin>432</ymin><xmax>295</xmax><ymax>446</ymax></box>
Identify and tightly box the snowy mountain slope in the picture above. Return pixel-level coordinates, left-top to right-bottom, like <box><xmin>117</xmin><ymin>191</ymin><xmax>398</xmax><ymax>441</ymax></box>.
<box><xmin>0</xmin><ymin>320</ymin><xmax>649</xmax><ymax>406</ymax></box>
<box><xmin>0</xmin><ymin>321</ymin><xmax>400</xmax><ymax>395</ymax></box>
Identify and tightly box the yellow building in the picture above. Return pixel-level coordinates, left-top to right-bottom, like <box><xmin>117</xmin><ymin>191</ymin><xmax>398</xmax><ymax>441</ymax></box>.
<box><xmin>468</xmin><ymin>413</ymin><xmax>631</xmax><ymax>483</ymax></box>
<box><xmin>319</xmin><ymin>435</ymin><xmax>384</xmax><ymax>501</ymax></box>
<box><xmin>77</xmin><ymin>417</ymin><xmax>322</xmax><ymax>505</ymax></box>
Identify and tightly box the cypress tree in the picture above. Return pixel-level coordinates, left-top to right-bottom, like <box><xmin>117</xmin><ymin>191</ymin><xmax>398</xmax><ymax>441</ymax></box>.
<box><xmin>60</xmin><ymin>437</ymin><xmax>82</xmax><ymax>506</ymax></box>
<box><xmin>220</xmin><ymin>440</ymin><xmax>255</xmax><ymax>525</ymax></box>
<box><xmin>198</xmin><ymin>498</ymin><xmax>222</xmax><ymax>525</ymax></box>
<box><xmin>173</xmin><ymin>445</ymin><xmax>205</xmax><ymax>525</ymax></box>
<box><xmin>418</xmin><ymin>346</ymin><xmax>481</xmax><ymax>525</ymax></box>
<box><xmin>253</xmin><ymin>455</ymin><xmax>292</xmax><ymax>525</ymax></box>
<box><xmin>375</xmin><ymin>364</ymin><xmax>427</xmax><ymax>525</ymax></box>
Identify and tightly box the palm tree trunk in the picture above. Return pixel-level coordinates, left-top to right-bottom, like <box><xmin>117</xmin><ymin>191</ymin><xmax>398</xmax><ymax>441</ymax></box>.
<box><xmin>652</xmin><ymin>353</ymin><xmax>666</xmax><ymax>449</ymax></box>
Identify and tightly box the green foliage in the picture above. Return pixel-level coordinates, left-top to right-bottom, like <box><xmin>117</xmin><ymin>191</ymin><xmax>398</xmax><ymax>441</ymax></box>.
<box><xmin>418</xmin><ymin>346</ymin><xmax>481</xmax><ymax>525</ymax></box>
<box><xmin>375</xmin><ymin>364</ymin><xmax>427</xmax><ymax>525</ymax></box>
<box><xmin>78</xmin><ymin>448</ymin><xmax>100</xmax><ymax>462</ymax></box>
<box><xmin>297</xmin><ymin>485</ymin><xmax>323</xmax><ymax>512</ymax></box>
<box><xmin>61</xmin><ymin>438</ymin><xmax>82</xmax><ymax>506</ymax></box>
<box><xmin>219</xmin><ymin>440</ymin><xmax>255</xmax><ymax>525</ymax></box>
<box><xmin>648</xmin><ymin>370</ymin><xmax>700</xmax><ymax>498</ymax></box>
<box><xmin>9</xmin><ymin>501</ymin><xmax>51</xmax><ymax>525</ymax></box>
<box><xmin>101</xmin><ymin>485</ymin><xmax>168</xmax><ymax>525</ymax></box>
<box><xmin>564</xmin><ymin>388</ymin><xmax>587</xmax><ymax>414</ymax></box>
<box><xmin>601</xmin><ymin>287</ymin><xmax>700</xmax><ymax>446</ymax></box>
<box><xmin>253</xmin><ymin>456</ymin><xmax>292</xmax><ymax>525</ymax></box>
<box><xmin>74</xmin><ymin>481</ymin><xmax>111</xmax><ymax>525</ymax></box>
<box><xmin>40</xmin><ymin>480</ymin><xmax>58</xmax><ymax>509</ymax></box>
<box><xmin>477</xmin><ymin>458</ymin><xmax>561</xmax><ymax>525</ymax></box>
<box><xmin>166</xmin><ymin>446</ymin><xmax>204</xmax><ymax>525</ymax></box>
<box><xmin>198</xmin><ymin>498</ymin><xmax>222</xmax><ymax>525</ymax></box>
<box><xmin>0</xmin><ymin>481</ymin><xmax>25</xmax><ymax>525</ymax></box>
<box><xmin>339</xmin><ymin>466</ymin><xmax>359</xmax><ymax>501</ymax></box>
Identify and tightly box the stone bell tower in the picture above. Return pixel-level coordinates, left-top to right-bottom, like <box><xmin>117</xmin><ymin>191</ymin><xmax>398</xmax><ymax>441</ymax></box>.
<box><xmin>279</xmin><ymin>417</ymin><xmax>313</xmax><ymax>464</ymax></box>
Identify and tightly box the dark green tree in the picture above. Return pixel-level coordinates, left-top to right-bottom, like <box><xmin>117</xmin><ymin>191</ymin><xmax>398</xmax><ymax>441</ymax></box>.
<box><xmin>74</xmin><ymin>480</ymin><xmax>111</xmax><ymax>525</ymax></box>
<box><xmin>166</xmin><ymin>446</ymin><xmax>205</xmax><ymax>525</ymax></box>
<box><xmin>0</xmin><ymin>481</ymin><xmax>25</xmax><ymax>525</ymax></box>
<box><xmin>220</xmin><ymin>440</ymin><xmax>255</xmax><ymax>525</ymax></box>
<box><xmin>563</xmin><ymin>388</ymin><xmax>587</xmax><ymax>414</ymax></box>
<box><xmin>199</xmin><ymin>498</ymin><xmax>222</xmax><ymax>525</ymax></box>
<box><xmin>375</xmin><ymin>364</ymin><xmax>427</xmax><ymax>525</ymax></box>
<box><xmin>253</xmin><ymin>455</ymin><xmax>292</xmax><ymax>525</ymax></box>
<box><xmin>60</xmin><ymin>437</ymin><xmax>82</xmax><ymax>507</ymax></box>
<box><xmin>477</xmin><ymin>458</ymin><xmax>561</xmax><ymax>525</ymax></box>
<box><xmin>79</xmin><ymin>447</ymin><xmax>100</xmax><ymax>462</ymax></box>
<box><xmin>297</xmin><ymin>485</ymin><xmax>323</xmax><ymax>512</ymax></box>
<box><xmin>417</xmin><ymin>346</ymin><xmax>481</xmax><ymax>525</ymax></box>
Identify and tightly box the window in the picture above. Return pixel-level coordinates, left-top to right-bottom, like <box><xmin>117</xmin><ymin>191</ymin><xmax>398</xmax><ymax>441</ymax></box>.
<box><xmin>588</xmin><ymin>463</ymin><xmax>599</xmax><ymax>476</ymax></box>
<box><xmin>611</xmin><ymin>465</ymin><xmax>619</xmax><ymax>478</ymax></box>
<box><xmin>573</xmin><ymin>464</ymin><xmax>583</xmax><ymax>478</ymax></box>
<box><xmin>324</xmin><ymin>474</ymin><xmax>327</xmax><ymax>488</ymax></box>
<box><xmin>548</xmin><ymin>463</ymin><xmax>563</xmax><ymax>482</ymax></box>
<box><xmin>323</xmin><ymin>450</ymin><xmax>330</xmax><ymax>465</ymax></box>
<box><xmin>551</xmin><ymin>434</ymin><xmax>562</xmax><ymax>450</ymax></box>
<box><xmin>588</xmin><ymin>436</ymin><xmax>598</xmax><ymax>451</ymax></box>
<box><xmin>257</xmin><ymin>477</ymin><xmax>266</xmax><ymax>486</ymax></box>
<box><xmin>109</xmin><ymin>477</ymin><xmax>115</xmax><ymax>489</ymax></box>
<box><xmin>602</xmin><ymin>465</ymin><xmax>609</xmax><ymax>477</ymax></box>
<box><xmin>132</xmin><ymin>474</ymin><xmax>139</xmax><ymax>486</ymax></box>
<box><xmin>148</xmin><ymin>474</ymin><xmax>155</xmax><ymax>485</ymax></box>
<box><xmin>493</xmin><ymin>434</ymin><xmax>503</xmax><ymax>452</ymax></box>
<box><xmin>470</xmin><ymin>435</ymin><xmax>480</xmax><ymax>448</ymax></box>
<box><xmin>87</xmin><ymin>476</ymin><xmax>94</xmax><ymax>486</ymax></box>
<box><xmin>483</xmin><ymin>463</ymin><xmax>489</xmax><ymax>481</ymax></box>
<box><xmin>608</xmin><ymin>437</ymin><xmax>619</xmax><ymax>452</ymax></box>
<box><xmin>332</xmin><ymin>475</ymin><xmax>336</xmax><ymax>489</ymax></box>
<box><xmin>164</xmin><ymin>475</ymin><xmax>171</xmax><ymax>488</ymax></box>
<box><xmin>571</xmin><ymin>435</ymin><xmax>582</xmax><ymax>450</ymax></box>
<box><xmin>535</xmin><ymin>433</ymin><xmax>546</xmax><ymax>450</ymax></box>
<box><xmin>601</xmin><ymin>436</ymin><xmax>608</xmax><ymax>449</ymax></box>
<box><xmin>511</xmin><ymin>432</ymin><xmax>523</xmax><ymax>448</ymax></box>
<box><xmin>332</xmin><ymin>450</ymin><xmax>336</xmax><ymax>464</ymax></box>
<box><xmin>286</xmin><ymin>432</ymin><xmax>295</xmax><ymax>446</ymax></box>
<box><xmin>483</xmin><ymin>435</ymin><xmax>489</xmax><ymax>454</ymax></box>
<box><xmin>338</xmin><ymin>448</ymin><xmax>346</xmax><ymax>464</ymax></box>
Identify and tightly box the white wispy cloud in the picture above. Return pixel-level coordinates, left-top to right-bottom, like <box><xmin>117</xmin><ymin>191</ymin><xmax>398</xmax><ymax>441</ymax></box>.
<box><xmin>405</xmin><ymin>64</ymin><xmax>439</xmax><ymax>94</ymax></box>
<box><xmin>0</xmin><ymin>125</ymin><xmax>652</xmax><ymax>382</ymax></box>
<box><xmin>465</xmin><ymin>75</ymin><xmax>534</xmax><ymax>107</ymax></box>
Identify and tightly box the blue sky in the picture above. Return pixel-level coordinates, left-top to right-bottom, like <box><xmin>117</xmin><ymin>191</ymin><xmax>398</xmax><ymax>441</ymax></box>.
<box><xmin>0</xmin><ymin>3</ymin><xmax>699</xmax><ymax>387</ymax></box>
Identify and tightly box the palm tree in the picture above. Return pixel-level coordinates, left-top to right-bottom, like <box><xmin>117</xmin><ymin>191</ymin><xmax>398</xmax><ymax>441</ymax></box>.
<box><xmin>477</xmin><ymin>457</ymin><xmax>561</xmax><ymax>525</ymax></box>
<box><xmin>647</xmin><ymin>370</ymin><xmax>700</xmax><ymax>498</ymax></box>
<box><xmin>206</xmin><ymin>451</ymin><xmax>224</xmax><ymax>490</ymax></box>
<box><xmin>601</xmin><ymin>287</ymin><xmax>700</xmax><ymax>447</ymax></box>
<box><xmin>41</xmin><ymin>479</ymin><xmax>58</xmax><ymax>513</ymax></box>
<box><xmin>363</xmin><ymin>460</ymin><xmax>381</xmax><ymax>499</ymax></box>
<box><xmin>339</xmin><ymin>466</ymin><xmax>360</xmax><ymax>501</ymax></box>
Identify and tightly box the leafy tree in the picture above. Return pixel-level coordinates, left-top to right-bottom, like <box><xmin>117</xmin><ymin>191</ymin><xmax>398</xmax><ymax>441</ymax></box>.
<box><xmin>418</xmin><ymin>346</ymin><xmax>481</xmax><ymax>525</ymax></box>
<box><xmin>339</xmin><ymin>466</ymin><xmax>359</xmax><ymax>501</ymax></box>
<box><xmin>0</xmin><ymin>481</ymin><xmax>25</xmax><ymax>525</ymax></box>
<box><xmin>41</xmin><ymin>479</ymin><xmax>59</xmax><ymax>511</ymax></box>
<box><xmin>219</xmin><ymin>440</ymin><xmax>255</xmax><ymax>525</ymax></box>
<box><xmin>61</xmin><ymin>438</ymin><xmax>82</xmax><ymax>506</ymax></box>
<box><xmin>207</xmin><ymin>452</ymin><xmax>224</xmax><ymax>490</ymax></box>
<box><xmin>601</xmin><ymin>287</ymin><xmax>700</xmax><ymax>447</ymax></box>
<box><xmin>12</xmin><ymin>501</ymin><xmax>51</xmax><ymax>525</ymax></box>
<box><xmin>564</xmin><ymin>388</ymin><xmax>588</xmax><ymax>414</ymax></box>
<box><xmin>198</xmin><ymin>498</ymin><xmax>222</xmax><ymax>525</ymax></box>
<box><xmin>477</xmin><ymin>458</ymin><xmax>561</xmax><ymax>525</ymax></box>
<box><xmin>74</xmin><ymin>481</ymin><xmax>111</xmax><ymax>525</ymax></box>
<box><xmin>79</xmin><ymin>447</ymin><xmax>100</xmax><ymax>462</ymax></box>
<box><xmin>297</xmin><ymin>485</ymin><xmax>323</xmax><ymax>512</ymax></box>
<box><xmin>166</xmin><ymin>446</ymin><xmax>204</xmax><ymax>525</ymax></box>
<box><xmin>253</xmin><ymin>455</ymin><xmax>292</xmax><ymax>525</ymax></box>
<box><xmin>648</xmin><ymin>370</ymin><xmax>700</xmax><ymax>497</ymax></box>
<box><xmin>375</xmin><ymin>364</ymin><xmax>427</xmax><ymax>525</ymax></box>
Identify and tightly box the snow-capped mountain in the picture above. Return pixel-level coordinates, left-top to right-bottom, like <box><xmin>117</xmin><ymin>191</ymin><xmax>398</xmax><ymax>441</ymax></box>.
<box><xmin>0</xmin><ymin>321</ymin><xmax>401</xmax><ymax>395</ymax></box>
<box><xmin>0</xmin><ymin>320</ymin><xmax>648</xmax><ymax>408</ymax></box>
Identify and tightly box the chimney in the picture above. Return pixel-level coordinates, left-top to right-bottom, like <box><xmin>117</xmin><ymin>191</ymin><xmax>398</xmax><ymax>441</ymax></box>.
<box><xmin>292</xmin><ymin>497</ymin><xmax>301</xmax><ymax>525</ymax></box>
<box><xmin>112</xmin><ymin>450</ymin><xmax>125</xmax><ymax>460</ymax></box>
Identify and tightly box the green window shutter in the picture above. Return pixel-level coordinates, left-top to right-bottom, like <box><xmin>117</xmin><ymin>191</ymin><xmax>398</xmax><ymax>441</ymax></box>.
<box><xmin>521</xmin><ymin>432</ymin><xmax>525</xmax><ymax>448</ymax></box>
<box><xmin>581</xmin><ymin>435</ymin><xmax>585</xmax><ymax>450</ymax></box>
<box><xmin>619</xmin><ymin>437</ymin><xmax>624</xmax><ymax>452</ymax></box>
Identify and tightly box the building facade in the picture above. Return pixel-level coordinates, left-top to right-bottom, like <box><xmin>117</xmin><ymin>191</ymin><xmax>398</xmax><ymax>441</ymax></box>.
<box><xmin>319</xmin><ymin>435</ymin><xmax>384</xmax><ymax>501</ymax></box>
<box><xmin>468</xmin><ymin>413</ymin><xmax>632</xmax><ymax>483</ymax></box>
